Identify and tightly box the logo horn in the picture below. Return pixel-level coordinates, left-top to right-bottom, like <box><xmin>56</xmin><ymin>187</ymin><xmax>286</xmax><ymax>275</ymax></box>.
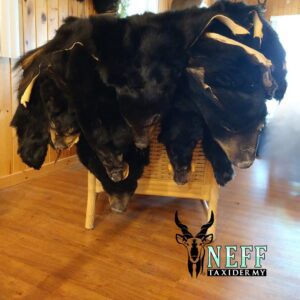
<box><xmin>195</xmin><ymin>211</ymin><xmax>214</xmax><ymax>238</ymax></box>
<box><xmin>175</xmin><ymin>211</ymin><xmax>193</xmax><ymax>238</ymax></box>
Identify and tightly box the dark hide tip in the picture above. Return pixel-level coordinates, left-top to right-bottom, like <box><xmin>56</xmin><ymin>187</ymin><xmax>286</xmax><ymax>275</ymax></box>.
<box><xmin>11</xmin><ymin>82</ymin><xmax>50</xmax><ymax>169</ymax></box>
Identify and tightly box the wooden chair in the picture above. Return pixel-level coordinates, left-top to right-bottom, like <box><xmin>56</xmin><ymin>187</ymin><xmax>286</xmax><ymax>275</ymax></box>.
<box><xmin>85</xmin><ymin>135</ymin><xmax>220</xmax><ymax>238</ymax></box>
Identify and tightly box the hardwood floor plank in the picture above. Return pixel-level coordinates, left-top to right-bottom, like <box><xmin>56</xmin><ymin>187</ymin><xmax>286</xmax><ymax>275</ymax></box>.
<box><xmin>0</xmin><ymin>160</ymin><xmax>299</xmax><ymax>299</ymax></box>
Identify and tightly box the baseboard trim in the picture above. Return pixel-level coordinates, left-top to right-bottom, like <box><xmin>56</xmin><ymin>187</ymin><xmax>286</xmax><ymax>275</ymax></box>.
<box><xmin>0</xmin><ymin>156</ymin><xmax>78</xmax><ymax>189</ymax></box>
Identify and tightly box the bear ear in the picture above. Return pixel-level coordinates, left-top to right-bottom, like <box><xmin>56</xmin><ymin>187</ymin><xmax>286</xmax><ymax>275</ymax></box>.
<box><xmin>251</xmin><ymin>10</ymin><xmax>287</xmax><ymax>100</ymax></box>
<box><xmin>252</xmin><ymin>10</ymin><xmax>264</xmax><ymax>46</ymax></box>
<box><xmin>202</xmin><ymin>32</ymin><xmax>278</xmax><ymax>99</ymax></box>
<box><xmin>11</xmin><ymin>84</ymin><xmax>50</xmax><ymax>170</ymax></box>
<box><xmin>65</xmin><ymin>42</ymin><xmax>97</xmax><ymax>86</ymax></box>
<box><xmin>188</xmin><ymin>13</ymin><xmax>250</xmax><ymax>49</ymax></box>
<box><xmin>186</xmin><ymin>66</ymin><xmax>220</xmax><ymax>103</ymax></box>
<box><xmin>188</xmin><ymin>8</ymin><xmax>287</xmax><ymax>101</ymax></box>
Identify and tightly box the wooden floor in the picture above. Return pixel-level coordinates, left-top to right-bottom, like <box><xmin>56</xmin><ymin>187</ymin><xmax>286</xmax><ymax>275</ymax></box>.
<box><xmin>0</xmin><ymin>159</ymin><xmax>299</xmax><ymax>299</ymax></box>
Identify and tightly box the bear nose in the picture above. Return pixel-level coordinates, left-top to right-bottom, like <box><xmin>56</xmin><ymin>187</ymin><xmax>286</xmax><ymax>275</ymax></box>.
<box><xmin>236</xmin><ymin>160</ymin><xmax>253</xmax><ymax>169</ymax></box>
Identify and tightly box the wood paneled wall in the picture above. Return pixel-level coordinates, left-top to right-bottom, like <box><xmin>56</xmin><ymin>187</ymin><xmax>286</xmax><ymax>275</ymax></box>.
<box><xmin>207</xmin><ymin>1</ymin><xmax>300</xmax><ymax>19</ymax></box>
<box><xmin>0</xmin><ymin>0</ymin><xmax>94</xmax><ymax>188</ymax></box>
<box><xmin>159</xmin><ymin>0</ymin><xmax>172</xmax><ymax>11</ymax></box>
<box><xmin>246</xmin><ymin>0</ymin><xmax>300</xmax><ymax>18</ymax></box>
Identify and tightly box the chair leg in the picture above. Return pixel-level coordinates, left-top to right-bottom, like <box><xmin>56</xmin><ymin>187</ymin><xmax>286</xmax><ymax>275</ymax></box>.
<box><xmin>85</xmin><ymin>171</ymin><xmax>96</xmax><ymax>229</ymax></box>
<box><xmin>208</xmin><ymin>184</ymin><xmax>219</xmax><ymax>240</ymax></box>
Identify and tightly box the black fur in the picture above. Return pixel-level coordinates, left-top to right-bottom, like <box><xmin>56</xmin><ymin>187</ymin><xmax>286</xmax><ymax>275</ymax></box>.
<box><xmin>12</xmin><ymin>48</ymin><xmax>81</xmax><ymax>169</ymax></box>
<box><xmin>187</xmin><ymin>29</ymin><xmax>269</xmax><ymax>168</ymax></box>
<box><xmin>159</xmin><ymin>73</ymin><xmax>204</xmax><ymax>185</ymax></box>
<box><xmin>89</xmin><ymin>9</ymin><xmax>210</xmax><ymax>148</ymax></box>
<box><xmin>11</xmin><ymin>82</ymin><xmax>50</xmax><ymax>169</ymax></box>
<box><xmin>158</xmin><ymin>1</ymin><xmax>286</xmax><ymax>184</ymax></box>
<box><xmin>202</xmin><ymin>125</ymin><xmax>234</xmax><ymax>186</ymax></box>
<box><xmin>65</xmin><ymin>43</ymin><xmax>134</xmax><ymax>182</ymax></box>
<box><xmin>208</xmin><ymin>1</ymin><xmax>287</xmax><ymax>100</ymax></box>
<box><xmin>77</xmin><ymin>135</ymin><xmax>149</xmax><ymax>210</ymax></box>
<box><xmin>11</xmin><ymin>2</ymin><xmax>287</xmax><ymax>190</ymax></box>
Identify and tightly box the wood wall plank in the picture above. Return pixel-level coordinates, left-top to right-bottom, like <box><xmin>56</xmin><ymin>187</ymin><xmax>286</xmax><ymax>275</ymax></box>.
<box><xmin>159</xmin><ymin>0</ymin><xmax>172</xmax><ymax>12</ymax></box>
<box><xmin>22</xmin><ymin>0</ymin><xmax>36</xmax><ymax>51</ymax></box>
<box><xmin>265</xmin><ymin>0</ymin><xmax>300</xmax><ymax>19</ymax></box>
<box><xmin>36</xmin><ymin>0</ymin><xmax>48</xmax><ymax>47</ymax></box>
<box><xmin>0</xmin><ymin>58</ymin><xmax>13</xmax><ymax>176</ymax></box>
<box><xmin>59</xmin><ymin>0</ymin><xmax>70</xmax><ymax>26</ymax></box>
<box><xmin>78</xmin><ymin>0</ymin><xmax>85</xmax><ymax>17</ymax></box>
<box><xmin>85</xmin><ymin>0</ymin><xmax>92</xmax><ymax>16</ymax></box>
<box><xmin>68</xmin><ymin>0</ymin><xmax>78</xmax><ymax>17</ymax></box>
<box><xmin>0</xmin><ymin>156</ymin><xmax>78</xmax><ymax>189</ymax></box>
<box><xmin>18</xmin><ymin>0</ymin><xmax>25</xmax><ymax>54</ymax></box>
<box><xmin>47</xmin><ymin>0</ymin><xmax>59</xmax><ymax>40</ymax></box>
<box><xmin>210</xmin><ymin>0</ymin><xmax>300</xmax><ymax>19</ymax></box>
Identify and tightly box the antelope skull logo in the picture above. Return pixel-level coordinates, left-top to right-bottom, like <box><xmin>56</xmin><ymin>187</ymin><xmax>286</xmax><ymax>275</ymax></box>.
<box><xmin>175</xmin><ymin>211</ymin><xmax>214</xmax><ymax>277</ymax></box>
